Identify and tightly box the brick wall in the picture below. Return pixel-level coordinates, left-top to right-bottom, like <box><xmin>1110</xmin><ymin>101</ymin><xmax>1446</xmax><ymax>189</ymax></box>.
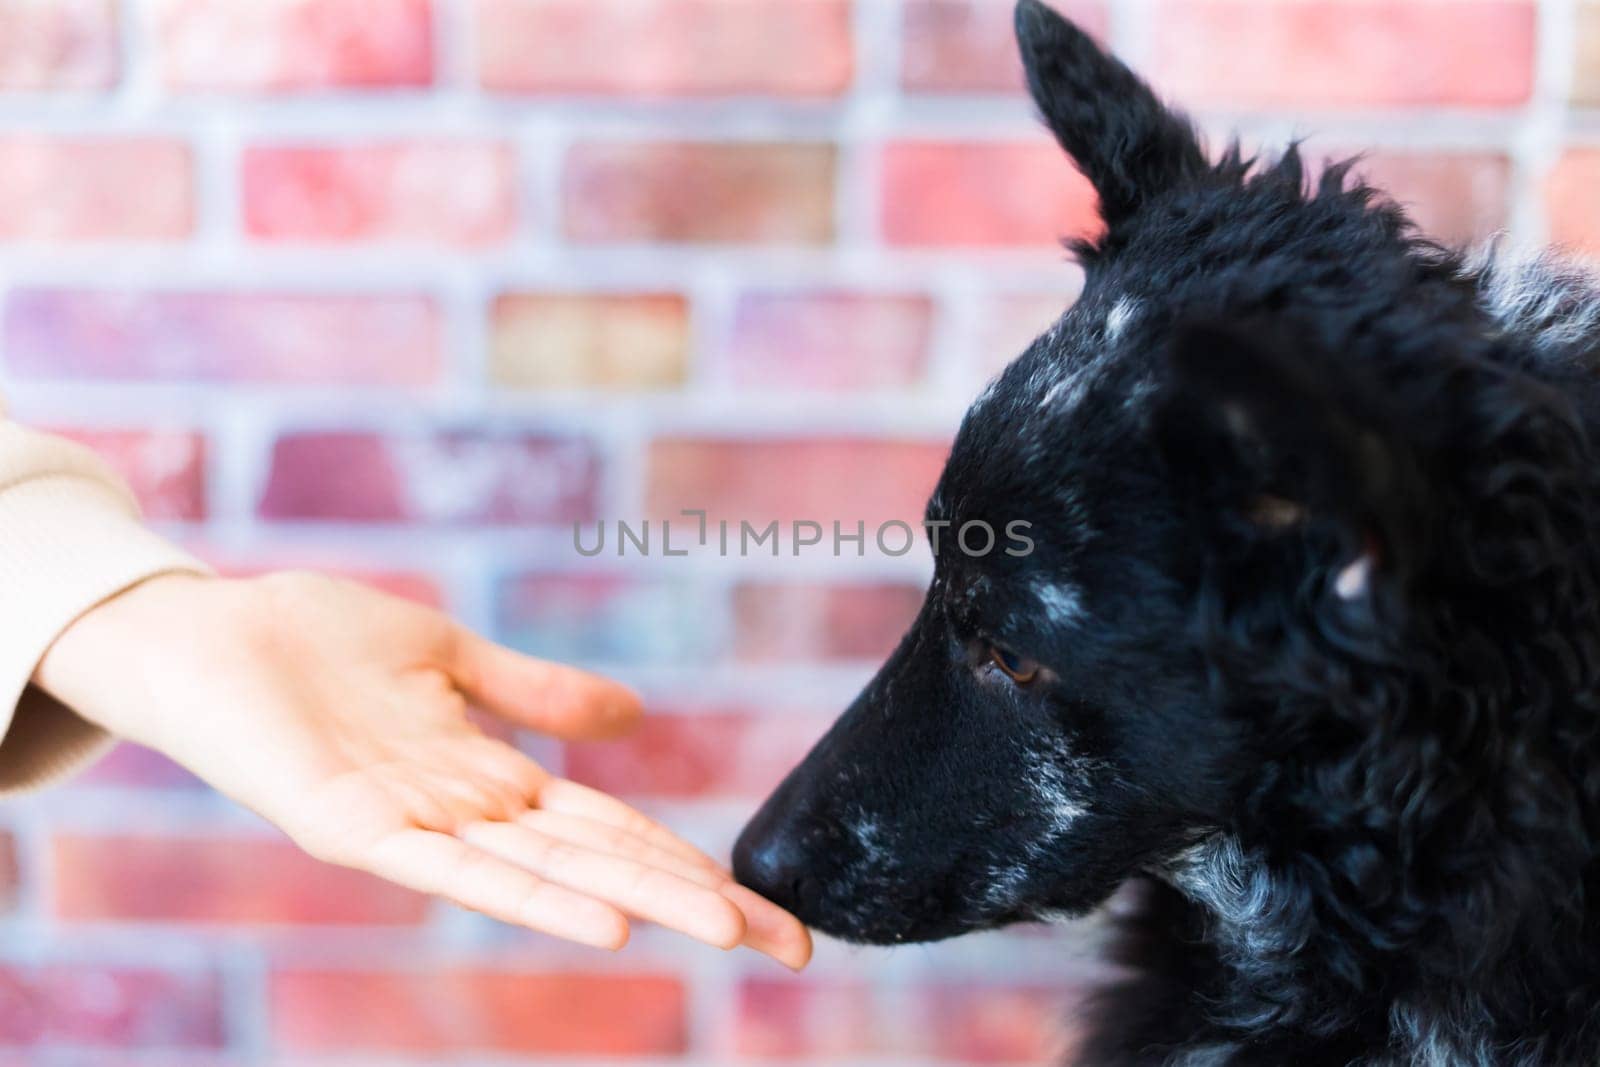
<box><xmin>0</xmin><ymin>0</ymin><xmax>1592</xmax><ymax>1062</ymax></box>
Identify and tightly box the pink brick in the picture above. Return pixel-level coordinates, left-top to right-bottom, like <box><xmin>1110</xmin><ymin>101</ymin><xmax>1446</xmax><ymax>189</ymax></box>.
<box><xmin>4</xmin><ymin>290</ymin><xmax>440</xmax><ymax>385</ymax></box>
<box><xmin>76</xmin><ymin>744</ymin><xmax>206</xmax><ymax>789</ymax></box>
<box><xmin>564</xmin><ymin>142</ymin><xmax>835</xmax><ymax>244</ymax></box>
<box><xmin>0</xmin><ymin>966</ymin><xmax>222</xmax><ymax>1048</ymax></box>
<box><xmin>243</xmin><ymin>141</ymin><xmax>516</xmax><ymax>245</ymax></box>
<box><xmin>156</xmin><ymin>0</ymin><xmax>432</xmax><ymax>91</ymax></box>
<box><xmin>48</xmin><ymin>429</ymin><xmax>207</xmax><ymax>521</ymax></box>
<box><xmin>729</xmin><ymin>292</ymin><xmax>935</xmax><ymax>389</ymax></box>
<box><xmin>1548</xmin><ymin>150</ymin><xmax>1600</xmax><ymax>255</ymax></box>
<box><xmin>564</xmin><ymin>710</ymin><xmax>831</xmax><ymax>799</ymax></box>
<box><xmin>53</xmin><ymin>834</ymin><xmax>428</xmax><ymax>925</ymax></box>
<box><xmin>476</xmin><ymin>0</ymin><xmax>852</xmax><ymax>96</ymax></box>
<box><xmin>901</xmin><ymin>0</ymin><xmax>1105</xmax><ymax>93</ymax></box>
<box><xmin>980</xmin><ymin>290</ymin><xmax>1077</xmax><ymax>379</ymax></box>
<box><xmin>1347</xmin><ymin>152</ymin><xmax>1511</xmax><ymax>248</ymax></box>
<box><xmin>260</xmin><ymin>431</ymin><xmax>598</xmax><ymax>524</ymax></box>
<box><xmin>881</xmin><ymin>141</ymin><xmax>1101</xmax><ymax>247</ymax></box>
<box><xmin>0</xmin><ymin>0</ymin><xmax>118</xmax><ymax>91</ymax></box>
<box><xmin>647</xmin><ymin>437</ymin><xmax>948</xmax><ymax>528</ymax></box>
<box><xmin>1151</xmin><ymin>1</ymin><xmax>1536</xmax><ymax>109</ymax></box>
<box><xmin>1578</xmin><ymin>0</ymin><xmax>1600</xmax><ymax>106</ymax></box>
<box><xmin>732</xmin><ymin>582</ymin><xmax>923</xmax><ymax>662</ymax></box>
<box><xmin>0</xmin><ymin>139</ymin><xmax>190</xmax><ymax>241</ymax></box>
<box><xmin>273</xmin><ymin>970</ymin><xmax>686</xmax><ymax>1054</ymax></box>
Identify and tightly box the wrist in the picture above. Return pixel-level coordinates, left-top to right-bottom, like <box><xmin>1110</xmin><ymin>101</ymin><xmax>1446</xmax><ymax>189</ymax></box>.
<box><xmin>32</xmin><ymin>571</ymin><xmax>221</xmax><ymax>741</ymax></box>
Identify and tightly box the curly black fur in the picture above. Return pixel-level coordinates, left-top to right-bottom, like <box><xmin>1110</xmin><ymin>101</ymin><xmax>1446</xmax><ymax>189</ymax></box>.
<box><xmin>736</xmin><ymin>3</ymin><xmax>1600</xmax><ymax>1063</ymax></box>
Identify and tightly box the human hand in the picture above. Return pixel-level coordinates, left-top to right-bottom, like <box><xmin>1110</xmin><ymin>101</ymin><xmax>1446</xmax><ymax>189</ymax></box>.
<box><xmin>32</xmin><ymin>570</ymin><xmax>811</xmax><ymax>968</ymax></box>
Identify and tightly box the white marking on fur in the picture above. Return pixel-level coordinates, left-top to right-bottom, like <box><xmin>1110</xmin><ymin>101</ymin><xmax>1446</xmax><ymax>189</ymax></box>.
<box><xmin>1163</xmin><ymin>834</ymin><xmax>1297</xmax><ymax>960</ymax></box>
<box><xmin>1033</xmin><ymin>579</ymin><xmax>1088</xmax><ymax>626</ymax></box>
<box><xmin>1389</xmin><ymin>999</ymin><xmax>1512</xmax><ymax>1067</ymax></box>
<box><xmin>850</xmin><ymin>815</ymin><xmax>886</xmax><ymax>866</ymax></box>
<box><xmin>1026</xmin><ymin>734</ymin><xmax>1092</xmax><ymax>837</ymax></box>
<box><xmin>1465</xmin><ymin>242</ymin><xmax>1600</xmax><ymax>355</ymax></box>
<box><xmin>1335</xmin><ymin>554</ymin><xmax>1373</xmax><ymax>600</ymax></box>
<box><xmin>1105</xmin><ymin>296</ymin><xmax>1140</xmax><ymax>342</ymax></box>
<box><xmin>980</xmin><ymin>737</ymin><xmax>1100</xmax><ymax>913</ymax></box>
<box><xmin>1038</xmin><ymin>361</ymin><xmax>1096</xmax><ymax>412</ymax></box>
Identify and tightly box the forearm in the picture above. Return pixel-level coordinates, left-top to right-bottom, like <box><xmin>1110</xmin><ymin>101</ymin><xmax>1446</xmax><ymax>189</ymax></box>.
<box><xmin>0</xmin><ymin>417</ymin><xmax>208</xmax><ymax>793</ymax></box>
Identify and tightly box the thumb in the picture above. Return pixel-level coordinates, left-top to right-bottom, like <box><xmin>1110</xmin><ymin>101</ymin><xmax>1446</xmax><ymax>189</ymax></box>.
<box><xmin>447</xmin><ymin>628</ymin><xmax>642</xmax><ymax>741</ymax></box>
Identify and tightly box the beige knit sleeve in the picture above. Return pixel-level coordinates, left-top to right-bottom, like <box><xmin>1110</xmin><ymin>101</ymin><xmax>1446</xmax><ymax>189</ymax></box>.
<box><xmin>0</xmin><ymin>406</ymin><xmax>210</xmax><ymax>794</ymax></box>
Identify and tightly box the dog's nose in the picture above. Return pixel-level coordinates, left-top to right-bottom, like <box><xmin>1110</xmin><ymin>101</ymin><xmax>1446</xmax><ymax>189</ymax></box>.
<box><xmin>732</xmin><ymin>815</ymin><xmax>809</xmax><ymax>913</ymax></box>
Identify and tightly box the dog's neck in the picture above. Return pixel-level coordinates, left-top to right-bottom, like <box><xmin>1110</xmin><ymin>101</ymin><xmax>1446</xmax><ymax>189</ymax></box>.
<box><xmin>1155</xmin><ymin>833</ymin><xmax>1581</xmax><ymax>1066</ymax></box>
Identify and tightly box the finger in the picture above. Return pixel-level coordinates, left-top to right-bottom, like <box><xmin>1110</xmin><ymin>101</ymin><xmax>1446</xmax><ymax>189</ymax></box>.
<box><xmin>537</xmin><ymin>777</ymin><xmax>720</xmax><ymax>868</ymax></box>
<box><xmin>518</xmin><ymin>810</ymin><xmax>813</xmax><ymax>970</ymax></box>
<box><xmin>460</xmin><ymin>822</ymin><xmax>747</xmax><ymax>951</ymax></box>
<box><xmin>447</xmin><ymin>629</ymin><xmax>642</xmax><ymax>741</ymax></box>
<box><xmin>362</xmin><ymin>828</ymin><xmax>629</xmax><ymax>950</ymax></box>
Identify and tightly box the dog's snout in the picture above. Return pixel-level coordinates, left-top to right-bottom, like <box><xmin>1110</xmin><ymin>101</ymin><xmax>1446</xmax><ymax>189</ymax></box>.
<box><xmin>733</xmin><ymin>808</ymin><xmax>811</xmax><ymax>913</ymax></box>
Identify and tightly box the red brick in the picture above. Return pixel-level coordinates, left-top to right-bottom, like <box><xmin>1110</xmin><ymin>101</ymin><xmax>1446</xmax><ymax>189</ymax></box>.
<box><xmin>0</xmin><ymin>139</ymin><xmax>190</xmax><ymax>241</ymax></box>
<box><xmin>732</xmin><ymin>582</ymin><xmax>923</xmax><ymax>662</ymax></box>
<box><xmin>735</xmin><ymin>978</ymin><xmax>1075</xmax><ymax>1062</ymax></box>
<box><xmin>565</xmin><ymin>710</ymin><xmax>830</xmax><ymax>799</ymax></box>
<box><xmin>564</xmin><ymin>142</ymin><xmax>835</xmax><ymax>244</ymax></box>
<box><xmin>53</xmin><ymin>834</ymin><xmax>428</xmax><ymax>925</ymax></box>
<box><xmin>881</xmin><ymin>141</ymin><xmax>1100</xmax><ymax>248</ymax></box>
<box><xmin>476</xmin><ymin>0</ymin><xmax>852</xmax><ymax>97</ymax></box>
<box><xmin>735</xmin><ymin>978</ymin><xmax>880</xmax><ymax>1058</ymax></box>
<box><xmin>647</xmin><ymin>437</ymin><xmax>948</xmax><ymax>528</ymax></box>
<box><xmin>243</xmin><ymin>141</ymin><xmax>516</xmax><ymax>246</ymax></box>
<box><xmin>729</xmin><ymin>292</ymin><xmax>934</xmax><ymax>389</ymax></box>
<box><xmin>260</xmin><ymin>431</ymin><xmax>598</xmax><ymax>524</ymax></box>
<box><xmin>0</xmin><ymin>965</ymin><xmax>222</xmax><ymax>1048</ymax></box>
<box><xmin>923</xmin><ymin>984</ymin><xmax>1072</xmax><ymax>1063</ymax></box>
<box><xmin>0</xmin><ymin>0</ymin><xmax>118</xmax><ymax>91</ymax></box>
<box><xmin>1346</xmin><ymin>152</ymin><xmax>1511</xmax><ymax>248</ymax></box>
<box><xmin>1151</xmin><ymin>1</ymin><xmax>1536</xmax><ymax>109</ymax></box>
<box><xmin>156</xmin><ymin>0</ymin><xmax>433</xmax><ymax>91</ymax></box>
<box><xmin>49</xmin><ymin>429</ymin><xmax>207</xmax><ymax>521</ymax></box>
<box><xmin>490</xmin><ymin>292</ymin><xmax>690</xmax><ymax>389</ymax></box>
<box><xmin>272</xmin><ymin>970</ymin><xmax>686</xmax><ymax>1054</ymax></box>
<box><xmin>4</xmin><ymin>290</ymin><xmax>440</xmax><ymax>385</ymax></box>
<box><xmin>901</xmin><ymin>0</ymin><xmax>1105</xmax><ymax>93</ymax></box>
<box><xmin>1548</xmin><ymin>150</ymin><xmax>1600</xmax><ymax>255</ymax></box>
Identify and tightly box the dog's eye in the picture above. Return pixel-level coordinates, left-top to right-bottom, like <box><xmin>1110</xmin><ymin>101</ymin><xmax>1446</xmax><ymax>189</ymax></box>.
<box><xmin>988</xmin><ymin>644</ymin><xmax>1040</xmax><ymax>685</ymax></box>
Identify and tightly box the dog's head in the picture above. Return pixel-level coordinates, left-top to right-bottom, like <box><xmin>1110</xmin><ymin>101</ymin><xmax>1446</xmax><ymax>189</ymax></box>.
<box><xmin>734</xmin><ymin>0</ymin><xmax>1595</xmax><ymax>947</ymax></box>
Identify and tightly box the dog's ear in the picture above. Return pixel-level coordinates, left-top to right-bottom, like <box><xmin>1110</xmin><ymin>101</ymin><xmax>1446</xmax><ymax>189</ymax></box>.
<box><xmin>1015</xmin><ymin>0</ymin><xmax>1207</xmax><ymax>227</ymax></box>
<box><xmin>1152</xmin><ymin>319</ymin><xmax>1431</xmax><ymax>603</ymax></box>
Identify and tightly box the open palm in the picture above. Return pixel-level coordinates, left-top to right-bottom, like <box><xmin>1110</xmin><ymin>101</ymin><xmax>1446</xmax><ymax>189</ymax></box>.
<box><xmin>34</xmin><ymin>571</ymin><xmax>811</xmax><ymax>968</ymax></box>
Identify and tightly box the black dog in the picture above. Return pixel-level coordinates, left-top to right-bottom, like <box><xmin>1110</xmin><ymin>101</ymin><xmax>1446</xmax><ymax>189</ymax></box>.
<box><xmin>734</xmin><ymin>2</ymin><xmax>1600</xmax><ymax>1063</ymax></box>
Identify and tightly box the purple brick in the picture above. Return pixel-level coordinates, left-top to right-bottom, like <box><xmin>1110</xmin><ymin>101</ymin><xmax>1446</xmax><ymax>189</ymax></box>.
<box><xmin>4</xmin><ymin>290</ymin><xmax>440</xmax><ymax>385</ymax></box>
<box><xmin>728</xmin><ymin>292</ymin><xmax>934</xmax><ymax>390</ymax></box>
<box><xmin>0</xmin><ymin>966</ymin><xmax>223</xmax><ymax>1048</ymax></box>
<box><xmin>260</xmin><ymin>432</ymin><xmax>599</xmax><ymax>524</ymax></box>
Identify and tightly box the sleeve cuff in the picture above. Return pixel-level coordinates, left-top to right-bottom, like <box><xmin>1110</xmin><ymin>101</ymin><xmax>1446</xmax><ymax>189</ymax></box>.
<box><xmin>0</xmin><ymin>475</ymin><xmax>211</xmax><ymax>794</ymax></box>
